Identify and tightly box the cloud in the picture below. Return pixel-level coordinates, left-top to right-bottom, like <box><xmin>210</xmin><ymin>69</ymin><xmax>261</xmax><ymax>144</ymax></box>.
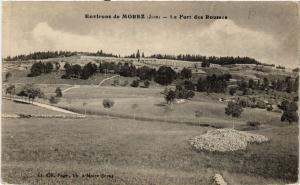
<box><xmin>20</xmin><ymin>20</ymin><xmax>285</xmax><ymax>66</ymax></box>
<box><xmin>192</xmin><ymin>20</ymin><xmax>280</xmax><ymax>63</ymax></box>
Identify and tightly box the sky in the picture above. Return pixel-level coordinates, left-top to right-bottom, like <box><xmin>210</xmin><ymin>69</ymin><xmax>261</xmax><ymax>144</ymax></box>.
<box><xmin>2</xmin><ymin>1</ymin><xmax>299</xmax><ymax>67</ymax></box>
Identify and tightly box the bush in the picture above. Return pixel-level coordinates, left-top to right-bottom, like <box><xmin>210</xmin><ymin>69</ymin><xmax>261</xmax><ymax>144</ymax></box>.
<box><xmin>229</xmin><ymin>87</ymin><xmax>237</xmax><ymax>96</ymax></box>
<box><xmin>49</xmin><ymin>96</ymin><xmax>59</xmax><ymax>104</ymax></box>
<box><xmin>144</xmin><ymin>80</ymin><xmax>150</xmax><ymax>88</ymax></box>
<box><xmin>164</xmin><ymin>89</ymin><xmax>176</xmax><ymax>104</ymax></box>
<box><xmin>256</xmin><ymin>100</ymin><xmax>266</xmax><ymax>109</ymax></box>
<box><xmin>112</xmin><ymin>79</ymin><xmax>119</xmax><ymax>86</ymax></box>
<box><xmin>55</xmin><ymin>87</ymin><xmax>62</xmax><ymax>97</ymax></box>
<box><xmin>247</xmin><ymin>121</ymin><xmax>261</xmax><ymax>127</ymax></box>
<box><xmin>266</xmin><ymin>104</ymin><xmax>273</xmax><ymax>111</ymax></box>
<box><xmin>131</xmin><ymin>80</ymin><xmax>139</xmax><ymax>87</ymax></box>
<box><xmin>103</xmin><ymin>99</ymin><xmax>114</xmax><ymax>108</ymax></box>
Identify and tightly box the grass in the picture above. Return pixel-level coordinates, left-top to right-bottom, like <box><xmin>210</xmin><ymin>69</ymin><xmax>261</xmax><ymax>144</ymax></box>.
<box><xmin>2</xmin><ymin>69</ymin><xmax>115</xmax><ymax>85</ymax></box>
<box><xmin>56</xmin><ymin>86</ymin><xmax>282</xmax><ymax>128</ymax></box>
<box><xmin>2</xmin><ymin>117</ymin><xmax>298</xmax><ymax>185</ymax></box>
<box><xmin>2</xmin><ymin>99</ymin><xmax>72</xmax><ymax>116</ymax></box>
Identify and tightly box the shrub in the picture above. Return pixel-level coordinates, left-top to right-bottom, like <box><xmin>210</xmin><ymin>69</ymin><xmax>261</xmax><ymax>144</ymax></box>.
<box><xmin>49</xmin><ymin>96</ymin><xmax>59</xmax><ymax>104</ymax></box>
<box><xmin>247</xmin><ymin>121</ymin><xmax>261</xmax><ymax>127</ymax></box>
<box><xmin>266</xmin><ymin>104</ymin><xmax>273</xmax><ymax>111</ymax></box>
<box><xmin>229</xmin><ymin>87</ymin><xmax>237</xmax><ymax>96</ymax></box>
<box><xmin>256</xmin><ymin>100</ymin><xmax>266</xmax><ymax>109</ymax></box>
<box><xmin>144</xmin><ymin>80</ymin><xmax>150</xmax><ymax>88</ymax></box>
<box><xmin>164</xmin><ymin>89</ymin><xmax>176</xmax><ymax>104</ymax></box>
<box><xmin>55</xmin><ymin>87</ymin><xmax>63</xmax><ymax>97</ymax></box>
<box><xmin>112</xmin><ymin>79</ymin><xmax>119</xmax><ymax>86</ymax></box>
<box><xmin>131</xmin><ymin>80</ymin><xmax>139</xmax><ymax>87</ymax></box>
<box><xmin>5</xmin><ymin>72</ymin><xmax>12</xmax><ymax>82</ymax></box>
<box><xmin>103</xmin><ymin>99</ymin><xmax>114</xmax><ymax>108</ymax></box>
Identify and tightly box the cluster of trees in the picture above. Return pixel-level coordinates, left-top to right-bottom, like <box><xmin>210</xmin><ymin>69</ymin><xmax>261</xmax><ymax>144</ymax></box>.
<box><xmin>5</xmin><ymin>51</ymin><xmax>76</xmax><ymax>61</ymax></box>
<box><xmin>80</xmin><ymin>50</ymin><xmax>119</xmax><ymax>58</ymax></box>
<box><xmin>236</xmin><ymin>76</ymin><xmax>299</xmax><ymax>95</ymax></box>
<box><xmin>17</xmin><ymin>84</ymin><xmax>45</xmax><ymax>103</ymax></box>
<box><xmin>28</xmin><ymin>61</ymin><xmax>54</xmax><ymax>77</ymax></box>
<box><xmin>278</xmin><ymin>100</ymin><xmax>298</xmax><ymax>124</ymax></box>
<box><xmin>61</xmin><ymin>61</ymin><xmax>179</xmax><ymax>86</ymax></box>
<box><xmin>163</xmin><ymin>83</ymin><xmax>195</xmax><ymax>104</ymax></box>
<box><xmin>149</xmin><ymin>54</ymin><xmax>260</xmax><ymax>65</ymax></box>
<box><xmin>62</xmin><ymin>62</ymin><xmax>97</xmax><ymax>79</ymax></box>
<box><xmin>197</xmin><ymin>74</ymin><xmax>231</xmax><ymax>94</ymax></box>
<box><xmin>125</xmin><ymin>50</ymin><xmax>145</xmax><ymax>60</ymax></box>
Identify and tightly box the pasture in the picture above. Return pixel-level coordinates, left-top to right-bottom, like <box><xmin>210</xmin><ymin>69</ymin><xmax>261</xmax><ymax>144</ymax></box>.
<box><xmin>1</xmin><ymin>56</ymin><xmax>298</xmax><ymax>185</ymax></box>
<box><xmin>2</xmin><ymin>116</ymin><xmax>297</xmax><ymax>185</ymax></box>
<box><xmin>56</xmin><ymin>86</ymin><xmax>282</xmax><ymax>128</ymax></box>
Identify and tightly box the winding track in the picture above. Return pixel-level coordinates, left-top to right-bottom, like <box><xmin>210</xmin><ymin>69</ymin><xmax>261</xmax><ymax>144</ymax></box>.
<box><xmin>61</xmin><ymin>75</ymin><xmax>120</xmax><ymax>93</ymax></box>
<box><xmin>3</xmin><ymin>97</ymin><xmax>83</xmax><ymax>116</ymax></box>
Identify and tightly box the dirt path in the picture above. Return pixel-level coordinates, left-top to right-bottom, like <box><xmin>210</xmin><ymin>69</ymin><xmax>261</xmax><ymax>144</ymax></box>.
<box><xmin>61</xmin><ymin>75</ymin><xmax>120</xmax><ymax>93</ymax></box>
<box><xmin>62</xmin><ymin>85</ymin><xmax>80</xmax><ymax>93</ymax></box>
<box><xmin>3</xmin><ymin>97</ymin><xmax>84</xmax><ymax>116</ymax></box>
<box><xmin>98</xmin><ymin>75</ymin><xmax>120</xmax><ymax>86</ymax></box>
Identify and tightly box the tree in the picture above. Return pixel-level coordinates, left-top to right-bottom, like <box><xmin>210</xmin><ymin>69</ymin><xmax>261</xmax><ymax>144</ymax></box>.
<box><xmin>55</xmin><ymin>62</ymin><xmax>61</xmax><ymax>71</ymax></box>
<box><xmin>201</xmin><ymin>61</ymin><xmax>210</xmax><ymax>67</ymax></box>
<box><xmin>136</xmin><ymin>50</ymin><xmax>141</xmax><ymax>61</ymax></box>
<box><xmin>45</xmin><ymin>62</ymin><xmax>54</xmax><ymax>73</ymax></box>
<box><xmin>280</xmin><ymin>101</ymin><xmax>298</xmax><ymax>124</ymax></box>
<box><xmin>72</xmin><ymin>64</ymin><xmax>82</xmax><ymax>78</ymax></box>
<box><xmin>131</xmin><ymin>80</ymin><xmax>139</xmax><ymax>87</ymax></box>
<box><xmin>5</xmin><ymin>85</ymin><xmax>15</xmax><ymax>97</ymax></box>
<box><xmin>225</xmin><ymin>101</ymin><xmax>243</xmax><ymax>128</ymax></box>
<box><xmin>113</xmin><ymin>79</ymin><xmax>119</xmax><ymax>86</ymax></box>
<box><xmin>81</xmin><ymin>62</ymin><xmax>98</xmax><ymax>79</ymax></box>
<box><xmin>180</xmin><ymin>68</ymin><xmax>192</xmax><ymax>79</ymax></box>
<box><xmin>164</xmin><ymin>89</ymin><xmax>176</xmax><ymax>104</ymax></box>
<box><xmin>144</xmin><ymin>80</ymin><xmax>150</xmax><ymax>88</ymax></box>
<box><xmin>49</xmin><ymin>95</ymin><xmax>59</xmax><ymax>104</ymax></box>
<box><xmin>5</xmin><ymin>72</ymin><xmax>12</xmax><ymax>82</ymax></box>
<box><xmin>229</xmin><ymin>87</ymin><xmax>237</xmax><ymax>96</ymax></box>
<box><xmin>137</xmin><ymin>66</ymin><xmax>154</xmax><ymax>81</ymax></box>
<box><xmin>18</xmin><ymin>84</ymin><xmax>44</xmax><ymax>103</ymax></box>
<box><xmin>103</xmin><ymin>99</ymin><xmax>114</xmax><ymax>108</ymax></box>
<box><xmin>155</xmin><ymin>66</ymin><xmax>177</xmax><ymax>85</ymax></box>
<box><xmin>55</xmin><ymin>87</ymin><xmax>62</xmax><ymax>97</ymax></box>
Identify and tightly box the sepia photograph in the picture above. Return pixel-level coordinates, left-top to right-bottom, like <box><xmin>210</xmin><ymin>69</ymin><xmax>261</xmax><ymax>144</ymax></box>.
<box><xmin>1</xmin><ymin>1</ymin><xmax>299</xmax><ymax>185</ymax></box>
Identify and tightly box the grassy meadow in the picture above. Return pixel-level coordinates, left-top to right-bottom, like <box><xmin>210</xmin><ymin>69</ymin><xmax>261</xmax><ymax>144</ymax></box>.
<box><xmin>1</xmin><ymin>57</ymin><xmax>298</xmax><ymax>185</ymax></box>
<box><xmin>2</xmin><ymin>116</ymin><xmax>298</xmax><ymax>185</ymax></box>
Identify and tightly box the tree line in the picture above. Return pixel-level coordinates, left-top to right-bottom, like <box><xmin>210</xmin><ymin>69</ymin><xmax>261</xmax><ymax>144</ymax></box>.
<box><xmin>5</xmin><ymin>51</ymin><xmax>76</xmax><ymax>61</ymax></box>
<box><xmin>149</xmin><ymin>54</ymin><xmax>260</xmax><ymax>65</ymax></box>
<box><xmin>236</xmin><ymin>76</ymin><xmax>299</xmax><ymax>95</ymax></box>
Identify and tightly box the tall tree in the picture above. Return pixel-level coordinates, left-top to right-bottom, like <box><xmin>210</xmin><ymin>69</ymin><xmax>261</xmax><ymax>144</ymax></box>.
<box><xmin>225</xmin><ymin>101</ymin><xmax>243</xmax><ymax>128</ymax></box>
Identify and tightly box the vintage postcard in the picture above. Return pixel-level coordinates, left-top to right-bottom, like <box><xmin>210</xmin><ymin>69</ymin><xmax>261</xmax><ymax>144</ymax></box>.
<box><xmin>1</xmin><ymin>1</ymin><xmax>299</xmax><ymax>185</ymax></box>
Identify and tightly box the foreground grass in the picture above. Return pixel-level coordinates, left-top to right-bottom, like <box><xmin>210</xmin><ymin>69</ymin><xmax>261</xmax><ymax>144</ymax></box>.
<box><xmin>2</xmin><ymin>117</ymin><xmax>298</xmax><ymax>185</ymax></box>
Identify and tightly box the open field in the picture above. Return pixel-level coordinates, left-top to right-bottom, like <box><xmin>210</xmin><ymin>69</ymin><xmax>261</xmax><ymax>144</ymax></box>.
<box><xmin>54</xmin><ymin>86</ymin><xmax>283</xmax><ymax>128</ymax></box>
<box><xmin>2</xmin><ymin>117</ymin><xmax>298</xmax><ymax>185</ymax></box>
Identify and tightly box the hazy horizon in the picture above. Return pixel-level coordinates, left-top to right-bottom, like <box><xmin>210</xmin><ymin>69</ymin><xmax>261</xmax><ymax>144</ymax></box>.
<box><xmin>3</xmin><ymin>1</ymin><xmax>299</xmax><ymax>67</ymax></box>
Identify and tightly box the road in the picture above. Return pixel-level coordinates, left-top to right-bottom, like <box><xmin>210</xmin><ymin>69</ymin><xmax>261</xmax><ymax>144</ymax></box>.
<box><xmin>3</xmin><ymin>97</ymin><xmax>84</xmax><ymax>116</ymax></box>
